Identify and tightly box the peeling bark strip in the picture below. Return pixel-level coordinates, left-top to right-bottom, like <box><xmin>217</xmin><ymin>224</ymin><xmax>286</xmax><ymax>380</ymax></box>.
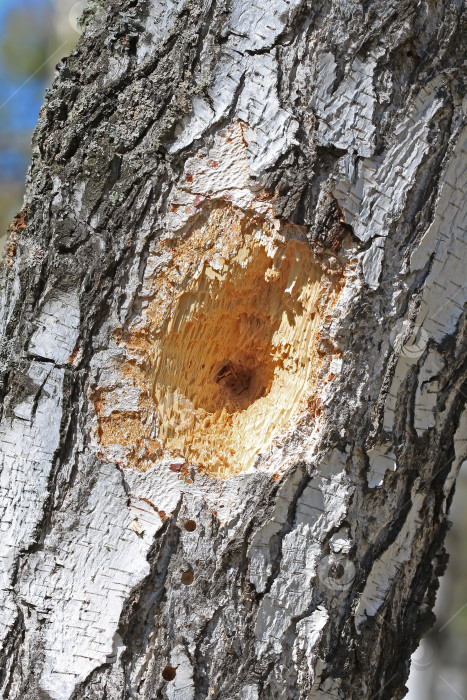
<box><xmin>0</xmin><ymin>0</ymin><xmax>466</xmax><ymax>698</ymax></box>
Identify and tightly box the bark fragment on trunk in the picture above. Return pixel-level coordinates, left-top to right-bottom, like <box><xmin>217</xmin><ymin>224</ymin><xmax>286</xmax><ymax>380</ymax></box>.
<box><xmin>0</xmin><ymin>1</ymin><xmax>466</xmax><ymax>699</ymax></box>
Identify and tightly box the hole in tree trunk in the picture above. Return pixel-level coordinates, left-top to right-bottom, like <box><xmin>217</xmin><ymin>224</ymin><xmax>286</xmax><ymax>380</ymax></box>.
<box><xmin>94</xmin><ymin>203</ymin><xmax>348</xmax><ymax>480</ymax></box>
<box><xmin>162</xmin><ymin>666</ymin><xmax>176</xmax><ymax>681</ymax></box>
<box><xmin>152</xmin><ymin>236</ymin><xmax>325</xmax><ymax>477</ymax></box>
<box><xmin>181</xmin><ymin>571</ymin><xmax>195</xmax><ymax>586</ymax></box>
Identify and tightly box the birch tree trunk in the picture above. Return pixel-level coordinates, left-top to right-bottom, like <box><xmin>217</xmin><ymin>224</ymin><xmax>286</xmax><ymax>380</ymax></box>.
<box><xmin>1</xmin><ymin>1</ymin><xmax>466</xmax><ymax>699</ymax></box>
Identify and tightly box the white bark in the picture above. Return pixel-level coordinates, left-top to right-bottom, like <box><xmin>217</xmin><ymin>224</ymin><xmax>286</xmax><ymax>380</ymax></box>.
<box><xmin>0</xmin><ymin>0</ymin><xmax>466</xmax><ymax>698</ymax></box>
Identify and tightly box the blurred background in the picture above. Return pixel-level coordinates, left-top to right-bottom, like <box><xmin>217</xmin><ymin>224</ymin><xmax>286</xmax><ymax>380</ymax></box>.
<box><xmin>0</xmin><ymin>0</ymin><xmax>81</xmax><ymax>250</ymax></box>
<box><xmin>0</xmin><ymin>2</ymin><xmax>465</xmax><ymax>698</ymax></box>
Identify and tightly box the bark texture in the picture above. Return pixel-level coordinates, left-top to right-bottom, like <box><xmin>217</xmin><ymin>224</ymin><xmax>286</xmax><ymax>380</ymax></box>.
<box><xmin>0</xmin><ymin>1</ymin><xmax>466</xmax><ymax>699</ymax></box>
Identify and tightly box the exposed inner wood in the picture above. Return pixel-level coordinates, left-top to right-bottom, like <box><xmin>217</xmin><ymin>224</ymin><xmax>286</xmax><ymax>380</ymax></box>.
<box><xmin>95</xmin><ymin>204</ymin><xmax>345</xmax><ymax>478</ymax></box>
<box><xmin>153</xmin><ymin>239</ymin><xmax>324</xmax><ymax>476</ymax></box>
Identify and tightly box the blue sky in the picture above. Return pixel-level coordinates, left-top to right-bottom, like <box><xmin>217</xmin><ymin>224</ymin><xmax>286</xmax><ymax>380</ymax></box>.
<box><xmin>0</xmin><ymin>0</ymin><xmax>54</xmax><ymax>30</ymax></box>
<box><xmin>0</xmin><ymin>0</ymin><xmax>55</xmax><ymax>182</ymax></box>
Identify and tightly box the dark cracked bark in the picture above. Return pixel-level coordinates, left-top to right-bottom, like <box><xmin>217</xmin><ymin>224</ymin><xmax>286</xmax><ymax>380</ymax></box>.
<box><xmin>0</xmin><ymin>1</ymin><xmax>466</xmax><ymax>699</ymax></box>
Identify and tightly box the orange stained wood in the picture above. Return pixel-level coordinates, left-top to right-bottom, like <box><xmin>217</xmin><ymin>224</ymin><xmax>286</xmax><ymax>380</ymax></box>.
<box><xmin>93</xmin><ymin>202</ymin><xmax>348</xmax><ymax>479</ymax></box>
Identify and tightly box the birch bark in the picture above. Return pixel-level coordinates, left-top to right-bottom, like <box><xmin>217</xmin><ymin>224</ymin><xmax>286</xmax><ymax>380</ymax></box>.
<box><xmin>0</xmin><ymin>1</ymin><xmax>466</xmax><ymax>699</ymax></box>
